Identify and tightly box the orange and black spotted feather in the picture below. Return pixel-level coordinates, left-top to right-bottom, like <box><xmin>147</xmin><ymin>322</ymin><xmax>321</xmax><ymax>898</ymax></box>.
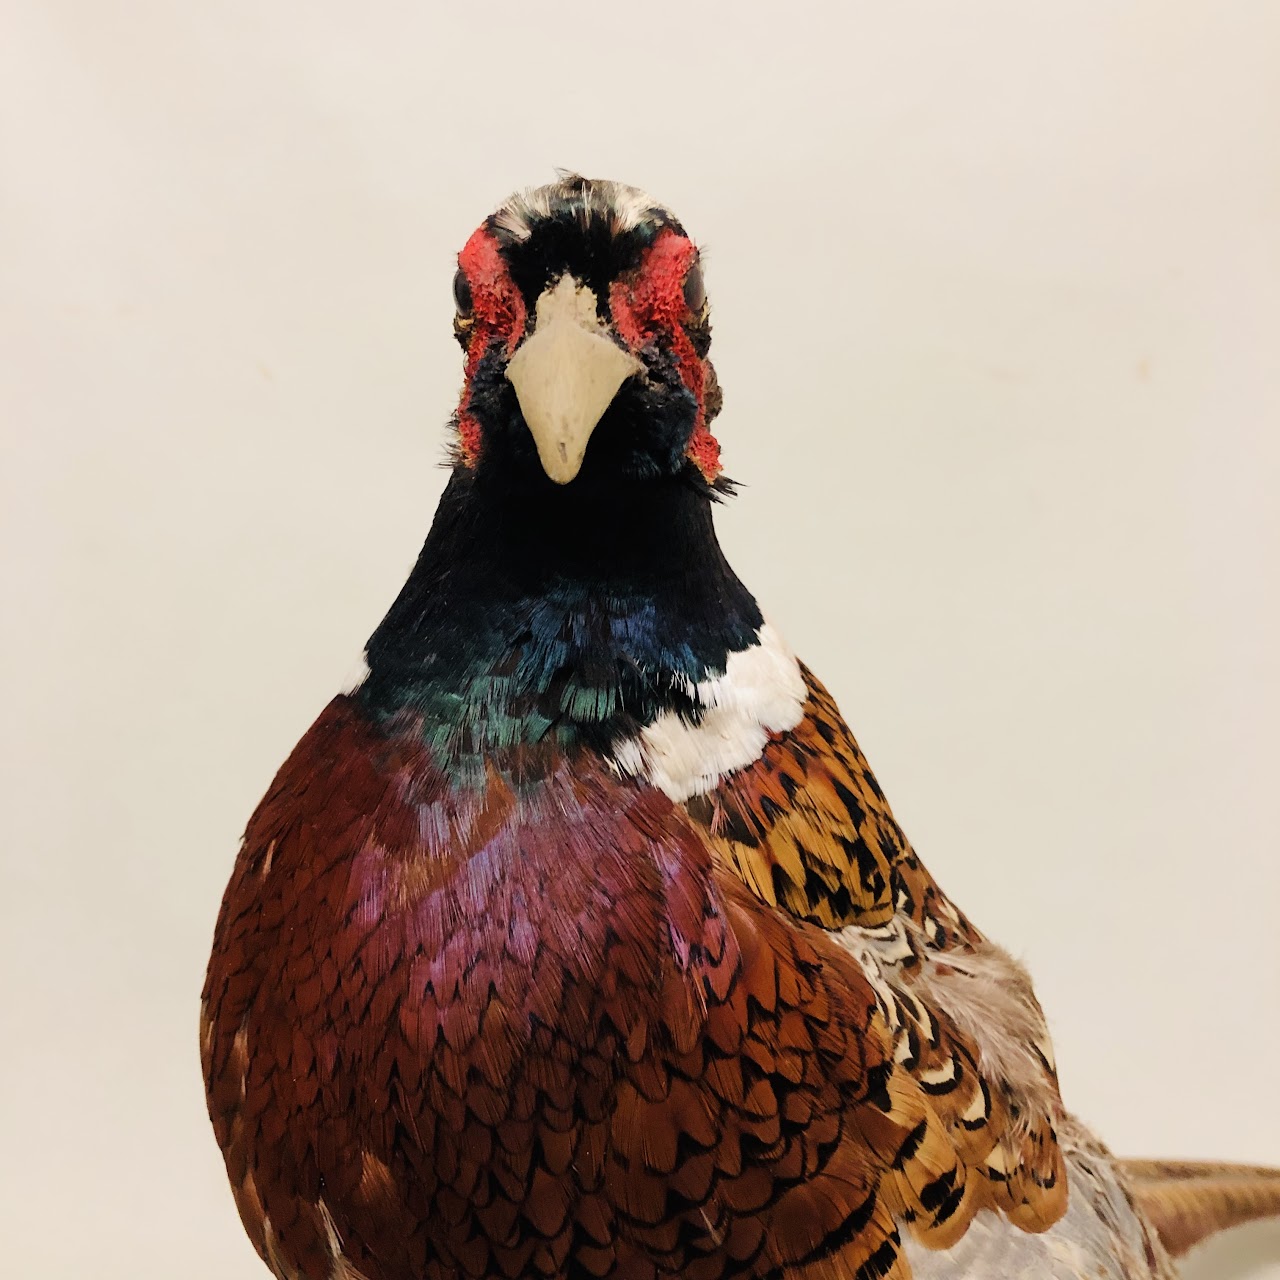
<box><xmin>683</xmin><ymin>666</ymin><xmax>1069</xmax><ymax>1250</ymax></box>
<box><xmin>687</xmin><ymin>666</ymin><xmax>978</xmax><ymax>947</ymax></box>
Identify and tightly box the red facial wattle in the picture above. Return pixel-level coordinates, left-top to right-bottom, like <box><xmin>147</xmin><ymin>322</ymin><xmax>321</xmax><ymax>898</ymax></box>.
<box><xmin>453</xmin><ymin>224</ymin><xmax>720</xmax><ymax>483</ymax></box>
<box><xmin>454</xmin><ymin>228</ymin><xmax>527</xmax><ymax>466</ymax></box>
<box><xmin>610</xmin><ymin>230</ymin><xmax>722</xmax><ymax>483</ymax></box>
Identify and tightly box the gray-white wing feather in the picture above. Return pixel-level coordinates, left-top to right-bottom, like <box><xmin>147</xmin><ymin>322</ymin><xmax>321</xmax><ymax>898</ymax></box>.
<box><xmin>904</xmin><ymin>1120</ymin><xmax>1177</xmax><ymax>1279</ymax></box>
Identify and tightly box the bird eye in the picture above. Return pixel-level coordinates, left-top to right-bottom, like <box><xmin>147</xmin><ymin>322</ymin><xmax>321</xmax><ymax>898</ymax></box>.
<box><xmin>453</xmin><ymin>269</ymin><xmax>473</xmax><ymax>317</ymax></box>
<box><xmin>683</xmin><ymin>262</ymin><xmax>706</xmax><ymax>314</ymax></box>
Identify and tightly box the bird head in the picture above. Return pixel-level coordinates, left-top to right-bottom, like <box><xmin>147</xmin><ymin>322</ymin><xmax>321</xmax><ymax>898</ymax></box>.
<box><xmin>450</xmin><ymin>174</ymin><xmax>723</xmax><ymax>492</ymax></box>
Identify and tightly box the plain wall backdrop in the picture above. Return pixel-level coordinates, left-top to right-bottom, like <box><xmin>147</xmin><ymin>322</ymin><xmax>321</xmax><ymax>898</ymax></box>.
<box><xmin>2</xmin><ymin>2</ymin><xmax>1277</xmax><ymax>1276</ymax></box>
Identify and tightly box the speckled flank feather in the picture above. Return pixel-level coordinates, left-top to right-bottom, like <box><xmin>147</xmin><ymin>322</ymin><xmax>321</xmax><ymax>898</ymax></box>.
<box><xmin>202</xmin><ymin>176</ymin><xmax>1280</xmax><ymax>1280</ymax></box>
<box><xmin>904</xmin><ymin>1119</ymin><xmax>1176</xmax><ymax>1279</ymax></box>
<box><xmin>684</xmin><ymin>663</ymin><xmax>1069</xmax><ymax>1244</ymax></box>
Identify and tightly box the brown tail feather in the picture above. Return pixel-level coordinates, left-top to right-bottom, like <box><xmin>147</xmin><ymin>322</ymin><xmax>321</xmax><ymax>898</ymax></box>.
<box><xmin>1120</xmin><ymin>1159</ymin><xmax>1280</xmax><ymax>1258</ymax></box>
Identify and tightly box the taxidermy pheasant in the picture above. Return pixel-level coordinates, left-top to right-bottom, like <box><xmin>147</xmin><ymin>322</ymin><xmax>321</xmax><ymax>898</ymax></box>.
<box><xmin>203</xmin><ymin>175</ymin><xmax>1280</xmax><ymax>1280</ymax></box>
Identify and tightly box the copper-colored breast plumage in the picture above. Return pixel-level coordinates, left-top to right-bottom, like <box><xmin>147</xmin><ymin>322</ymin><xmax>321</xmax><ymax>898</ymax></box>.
<box><xmin>202</xmin><ymin>692</ymin><xmax>1068</xmax><ymax>1280</ymax></box>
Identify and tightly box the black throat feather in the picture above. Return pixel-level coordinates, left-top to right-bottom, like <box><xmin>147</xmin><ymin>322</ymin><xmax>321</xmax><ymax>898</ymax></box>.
<box><xmin>359</xmin><ymin>466</ymin><xmax>761</xmax><ymax>785</ymax></box>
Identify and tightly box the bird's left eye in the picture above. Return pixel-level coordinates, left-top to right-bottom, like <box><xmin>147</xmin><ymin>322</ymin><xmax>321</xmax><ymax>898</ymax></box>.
<box><xmin>683</xmin><ymin>262</ymin><xmax>706</xmax><ymax>314</ymax></box>
<box><xmin>453</xmin><ymin>270</ymin><xmax>473</xmax><ymax>317</ymax></box>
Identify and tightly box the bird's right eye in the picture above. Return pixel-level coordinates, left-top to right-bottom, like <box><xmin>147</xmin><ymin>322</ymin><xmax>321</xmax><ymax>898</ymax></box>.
<box><xmin>682</xmin><ymin>261</ymin><xmax>706</xmax><ymax>314</ymax></box>
<box><xmin>453</xmin><ymin>270</ymin><xmax>473</xmax><ymax>317</ymax></box>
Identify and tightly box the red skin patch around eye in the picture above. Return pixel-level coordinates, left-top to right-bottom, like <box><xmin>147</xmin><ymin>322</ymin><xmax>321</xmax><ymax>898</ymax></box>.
<box><xmin>453</xmin><ymin>225</ymin><xmax>721</xmax><ymax>482</ymax></box>
<box><xmin>610</xmin><ymin>231</ymin><xmax>722</xmax><ymax>483</ymax></box>
<box><xmin>454</xmin><ymin>229</ymin><xmax>527</xmax><ymax>467</ymax></box>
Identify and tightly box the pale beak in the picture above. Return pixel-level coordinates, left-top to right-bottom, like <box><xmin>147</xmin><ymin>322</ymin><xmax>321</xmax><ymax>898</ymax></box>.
<box><xmin>505</xmin><ymin>275</ymin><xmax>643</xmax><ymax>484</ymax></box>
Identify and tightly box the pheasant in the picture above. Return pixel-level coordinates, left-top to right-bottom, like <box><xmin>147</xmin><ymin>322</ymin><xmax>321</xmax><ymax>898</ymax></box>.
<box><xmin>202</xmin><ymin>174</ymin><xmax>1280</xmax><ymax>1280</ymax></box>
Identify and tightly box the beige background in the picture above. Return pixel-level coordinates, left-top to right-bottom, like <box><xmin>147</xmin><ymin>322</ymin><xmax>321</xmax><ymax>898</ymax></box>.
<box><xmin>2</xmin><ymin>2</ymin><xmax>1278</xmax><ymax>1276</ymax></box>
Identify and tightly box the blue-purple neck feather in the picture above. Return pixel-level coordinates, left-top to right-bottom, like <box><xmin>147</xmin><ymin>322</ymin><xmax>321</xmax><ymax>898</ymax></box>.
<box><xmin>359</xmin><ymin>467</ymin><xmax>761</xmax><ymax>785</ymax></box>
